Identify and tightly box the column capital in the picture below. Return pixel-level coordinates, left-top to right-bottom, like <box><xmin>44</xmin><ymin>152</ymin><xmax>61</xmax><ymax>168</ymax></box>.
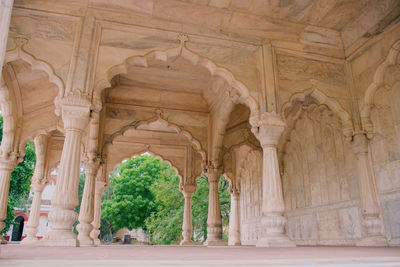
<box><xmin>250</xmin><ymin>112</ymin><xmax>286</xmax><ymax>148</ymax></box>
<box><xmin>31</xmin><ymin>183</ymin><xmax>46</xmax><ymax>192</ymax></box>
<box><xmin>0</xmin><ymin>151</ymin><xmax>20</xmax><ymax>171</ymax></box>
<box><xmin>180</xmin><ymin>182</ymin><xmax>197</xmax><ymax>196</ymax></box>
<box><xmin>230</xmin><ymin>182</ymin><xmax>240</xmax><ymax>198</ymax></box>
<box><xmin>204</xmin><ymin>166</ymin><xmax>223</xmax><ymax>183</ymax></box>
<box><xmin>61</xmin><ymin>91</ymin><xmax>91</xmax><ymax>131</ymax></box>
<box><xmin>83</xmin><ymin>154</ymin><xmax>101</xmax><ymax>175</ymax></box>
<box><xmin>350</xmin><ymin>132</ymin><xmax>369</xmax><ymax>157</ymax></box>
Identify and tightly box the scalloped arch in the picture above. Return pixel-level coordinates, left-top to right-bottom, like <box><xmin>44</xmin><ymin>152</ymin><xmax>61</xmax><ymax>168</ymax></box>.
<box><xmin>4</xmin><ymin>48</ymin><xmax>65</xmax><ymax>109</ymax></box>
<box><xmin>107</xmin><ymin>150</ymin><xmax>183</xmax><ymax>184</ymax></box>
<box><xmin>94</xmin><ymin>44</ymin><xmax>259</xmax><ymax>117</ymax></box>
<box><xmin>107</xmin><ymin>116</ymin><xmax>207</xmax><ymax>162</ymax></box>
<box><xmin>361</xmin><ymin>39</ymin><xmax>400</xmax><ymax>135</ymax></box>
<box><xmin>281</xmin><ymin>86</ymin><xmax>353</xmax><ymax>139</ymax></box>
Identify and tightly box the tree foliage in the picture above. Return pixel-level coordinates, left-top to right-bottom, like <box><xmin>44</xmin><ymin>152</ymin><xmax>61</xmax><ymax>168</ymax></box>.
<box><xmin>102</xmin><ymin>155</ymin><xmax>169</xmax><ymax>231</ymax></box>
<box><xmin>101</xmin><ymin>154</ymin><xmax>231</xmax><ymax>244</ymax></box>
<box><xmin>0</xmin><ymin>116</ymin><xmax>36</xmax><ymax>234</ymax></box>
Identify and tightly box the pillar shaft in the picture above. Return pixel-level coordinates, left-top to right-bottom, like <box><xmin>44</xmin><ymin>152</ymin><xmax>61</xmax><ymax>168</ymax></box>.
<box><xmin>204</xmin><ymin>168</ymin><xmax>225</xmax><ymax>246</ymax></box>
<box><xmin>77</xmin><ymin>158</ymin><xmax>100</xmax><ymax>246</ymax></box>
<box><xmin>252</xmin><ymin>112</ymin><xmax>294</xmax><ymax>247</ymax></box>
<box><xmin>0</xmin><ymin>153</ymin><xmax>18</xmax><ymax>236</ymax></box>
<box><xmin>22</xmin><ymin>134</ymin><xmax>49</xmax><ymax>245</ymax></box>
<box><xmin>41</xmin><ymin>95</ymin><xmax>91</xmax><ymax>246</ymax></box>
<box><xmin>180</xmin><ymin>183</ymin><xmax>196</xmax><ymax>246</ymax></box>
<box><xmin>22</xmin><ymin>184</ymin><xmax>45</xmax><ymax>244</ymax></box>
<box><xmin>90</xmin><ymin>181</ymin><xmax>105</xmax><ymax>246</ymax></box>
<box><xmin>228</xmin><ymin>189</ymin><xmax>240</xmax><ymax>246</ymax></box>
<box><xmin>352</xmin><ymin>133</ymin><xmax>387</xmax><ymax>246</ymax></box>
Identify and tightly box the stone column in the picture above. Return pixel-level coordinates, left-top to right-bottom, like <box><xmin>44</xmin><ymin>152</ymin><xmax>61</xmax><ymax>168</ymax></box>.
<box><xmin>77</xmin><ymin>156</ymin><xmax>100</xmax><ymax>246</ymax></box>
<box><xmin>180</xmin><ymin>183</ymin><xmax>196</xmax><ymax>246</ymax></box>
<box><xmin>252</xmin><ymin>112</ymin><xmax>294</xmax><ymax>247</ymax></box>
<box><xmin>0</xmin><ymin>153</ymin><xmax>18</xmax><ymax>240</ymax></box>
<box><xmin>41</xmin><ymin>94</ymin><xmax>91</xmax><ymax>246</ymax></box>
<box><xmin>90</xmin><ymin>180</ymin><xmax>105</xmax><ymax>246</ymax></box>
<box><xmin>351</xmin><ymin>133</ymin><xmax>387</xmax><ymax>246</ymax></box>
<box><xmin>21</xmin><ymin>134</ymin><xmax>49</xmax><ymax>245</ymax></box>
<box><xmin>204</xmin><ymin>167</ymin><xmax>225</xmax><ymax>246</ymax></box>
<box><xmin>21</xmin><ymin>184</ymin><xmax>45</xmax><ymax>244</ymax></box>
<box><xmin>0</xmin><ymin>0</ymin><xmax>13</xmax><ymax>70</ymax></box>
<box><xmin>228</xmin><ymin>184</ymin><xmax>241</xmax><ymax>246</ymax></box>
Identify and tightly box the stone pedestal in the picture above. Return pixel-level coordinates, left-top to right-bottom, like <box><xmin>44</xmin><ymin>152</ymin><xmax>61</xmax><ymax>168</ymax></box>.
<box><xmin>77</xmin><ymin>157</ymin><xmax>100</xmax><ymax>246</ymax></box>
<box><xmin>351</xmin><ymin>133</ymin><xmax>388</xmax><ymax>247</ymax></box>
<box><xmin>180</xmin><ymin>183</ymin><xmax>196</xmax><ymax>246</ymax></box>
<box><xmin>228</xmin><ymin>186</ymin><xmax>241</xmax><ymax>246</ymax></box>
<box><xmin>204</xmin><ymin>167</ymin><xmax>225</xmax><ymax>246</ymax></box>
<box><xmin>41</xmin><ymin>94</ymin><xmax>91</xmax><ymax>247</ymax></box>
<box><xmin>0</xmin><ymin>153</ymin><xmax>18</xmax><ymax>238</ymax></box>
<box><xmin>252</xmin><ymin>113</ymin><xmax>295</xmax><ymax>247</ymax></box>
<box><xmin>90</xmin><ymin>181</ymin><xmax>105</xmax><ymax>246</ymax></box>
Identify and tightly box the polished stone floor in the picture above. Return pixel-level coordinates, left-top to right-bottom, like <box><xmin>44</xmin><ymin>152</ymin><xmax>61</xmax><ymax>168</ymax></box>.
<box><xmin>1</xmin><ymin>244</ymin><xmax>400</xmax><ymax>266</ymax></box>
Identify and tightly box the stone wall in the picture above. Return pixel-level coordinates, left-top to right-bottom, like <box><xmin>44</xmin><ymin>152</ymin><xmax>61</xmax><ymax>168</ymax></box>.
<box><xmin>282</xmin><ymin>105</ymin><xmax>361</xmax><ymax>245</ymax></box>
<box><xmin>349</xmin><ymin>24</ymin><xmax>400</xmax><ymax>245</ymax></box>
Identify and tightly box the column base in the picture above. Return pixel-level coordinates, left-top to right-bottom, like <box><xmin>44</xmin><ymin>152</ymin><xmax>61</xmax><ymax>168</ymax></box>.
<box><xmin>92</xmin><ymin>238</ymin><xmax>101</xmax><ymax>246</ymax></box>
<box><xmin>228</xmin><ymin>240</ymin><xmax>241</xmax><ymax>246</ymax></box>
<box><xmin>357</xmin><ymin>235</ymin><xmax>388</xmax><ymax>247</ymax></box>
<box><xmin>40</xmin><ymin>230</ymin><xmax>78</xmax><ymax>247</ymax></box>
<box><xmin>180</xmin><ymin>239</ymin><xmax>195</xmax><ymax>246</ymax></box>
<box><xmin>0</xmin><ymin>235</ymin><xmax>8</xmax><ymax>244</ymax></box>
<box><xmin>20</xmin><ymin>236</ymin><xmax>40</xmax><ymax>245</ymax></box>
<box><xmin>204</xmin><ymin>239</ymin><xmax>227</xmax><ymax>246</ymax></box>
<box><xmin>77</xmin><ymin>237</ymin><xmax>94</xmax><ymax>247</ymax></box>
<box><xmin>256</xmin><ymin>234</ymin><xmax>296</xmax><ymax>247</ymax></box>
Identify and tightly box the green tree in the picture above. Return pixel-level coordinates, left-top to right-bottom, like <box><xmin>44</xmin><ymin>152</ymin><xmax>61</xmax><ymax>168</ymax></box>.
<box><xmin>145</xmin><ymin>172</ymin><xmax>183</xmax><ymax>244</ymax></box>
<box><xmin>145</xmin><ymin>173</ymin><xmax>231</xmax><ymax>244</ymax></box>
<box><xmin>0</xmin><ymin>116</ymin><xmax>36</xmax><ymax>234</ymax></box>
<box><xmin>101</xmin><ymin>155</ymin><xmax>169</xmax><ymax>231</ymax></box>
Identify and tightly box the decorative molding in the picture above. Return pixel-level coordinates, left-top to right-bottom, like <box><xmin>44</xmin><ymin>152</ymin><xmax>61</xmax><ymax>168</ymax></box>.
<box><xmin>4</xmin><ymin>47</ymin><xmax>65</xmax><ymax>115</ymax></box>
<box><xmin>281</xmin><ymin>84</ymin><xmax>354</xmax><ymax>140</ymax></box>
<box><xmin>106</xmin><ymin>114</ymin><xmax>207</xmax><ymax>162</ymax></box>
<box><xmin>361</xmin><ymin>39</ymin><xmax>400</xmax><ymax>138</ymax></box>
<box><xmin>93</xmin><ymin>39</ymin><xmax>259</xmax><ymax>118</ymax></box>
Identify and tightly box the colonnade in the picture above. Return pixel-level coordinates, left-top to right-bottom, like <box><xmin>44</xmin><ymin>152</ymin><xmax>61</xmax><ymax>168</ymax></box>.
<box><xmin>0</xmin><ymin>1</ymin><xmax>387</xmax><ymax>248</ymax></box>
<box><xmin>1</xmin><ymin>111</ymin><xmax>388</xmax><ymax>247</ymax></box>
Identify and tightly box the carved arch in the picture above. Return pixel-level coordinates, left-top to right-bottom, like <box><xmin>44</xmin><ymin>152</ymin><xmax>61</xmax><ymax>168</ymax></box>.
<box><xmin>105</xmin><ymin>115</ymin><xmax>207</xmax><ymax>162</ymax></box>
<box><xmin>93</xmin><ymin>42</ymin><xmax>259</xmax><ymax>117</ymax></box>
<box><xmin>106</xmin><ymin>150</ymin><xmax>183</xmax><ymax>185</ymax></box>
<box><xmin>279</xmin><ymin>85</ymin><xmax>354</xmax><ymax>167</ymax></box>
<box><xmin>4</xmin><ymin>48</ymin><xmax>65</xmax><ymax>112</ymax></box>
<box><xmin>281</xmin><ymin>84</ymin><xmax>353</xmax><ymax>139</ymax></box>
<box><xmin>361</xmin><ymin>39</ymin><xmax>400</xmax><ymax>136</ymax></box>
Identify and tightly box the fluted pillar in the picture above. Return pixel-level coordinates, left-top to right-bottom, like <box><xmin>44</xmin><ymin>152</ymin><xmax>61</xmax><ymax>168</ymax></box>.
<box><xmin>0</xmin><ymin>153</ymin><xmax>19</xmax><ymax>239</ymax></box>
<box><xmin>251</xmin><ymin>112</ymin><xmax>294</xmax><ymax>247</ymax></box>
<box><xmin>180</xmin><ymin>183</ymin><xmax>196</xmax><ymax>246</ymax></box>
<box><xmin>204</xmin><ymin>167</ymin><xmax>225</xmax><ymax>246</ymax></box>
<box><xmin>351</xmin><ymin>133</ymin><xmax>387</xmax><ymax>246</ymax></box>
<box><xmin>77</xmin><ymin>156</ymin><xmax>100</xmax><ymax>246</ymax></box>
<box><xmin>41</xmin><ymin>94</ymin><xmax>91</xmax><ymax>246</ymax></box>
<box><xmin>21</xmin><ymin>134</ymin><xmax>49</xmax><ymax>245</ymax></box>
<box><xmin>90</xmin><ymin>180</ymin><xmax>105</xmax><ymax>246</ymax></box>
<box><xmin>228</xmin><ymin>184</ymin><xmax>241</xmax><ymax>246</ymax></box>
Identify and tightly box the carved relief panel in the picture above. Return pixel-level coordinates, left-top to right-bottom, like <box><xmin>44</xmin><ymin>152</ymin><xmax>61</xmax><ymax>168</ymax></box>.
<box><xmin>239</xmin><ymin>150</ymin><xmax>262</xmax><ymax>245</ymax></box>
